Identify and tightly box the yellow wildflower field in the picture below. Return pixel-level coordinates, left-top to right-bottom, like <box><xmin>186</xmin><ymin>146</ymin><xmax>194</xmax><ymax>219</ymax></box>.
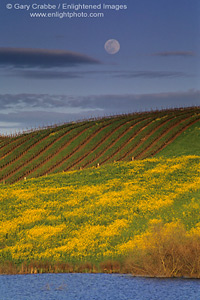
<box><xmin>0</xmin><ymin>155</ymin><xmax>199</xmax><ymax>264</ymax></box>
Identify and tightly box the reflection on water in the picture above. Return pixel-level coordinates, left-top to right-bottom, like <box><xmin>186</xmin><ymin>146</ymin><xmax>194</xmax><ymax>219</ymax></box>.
<box><xmin>0</xmin><ymin>273</ymin><xmax>200</xmax><ymax>300</ymax></box>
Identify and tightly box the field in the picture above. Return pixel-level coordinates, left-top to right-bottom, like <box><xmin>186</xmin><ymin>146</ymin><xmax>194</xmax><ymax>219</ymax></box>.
<box><xmin>1</xmin><ymin>106</ymin><xmax>200</xmax><ymax>184</ymax></box>
<box><xmin>0</xmin><ymin>107</ymin><xmax>200</xmax><ymax>277</ymax></box>
<box><xmin>0</xmin><ymin>155</ymin><xmax>200</xmax><ymax>275</ymax></box>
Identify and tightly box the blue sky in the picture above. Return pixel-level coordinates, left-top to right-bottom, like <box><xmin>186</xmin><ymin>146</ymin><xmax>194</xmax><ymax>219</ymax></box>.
<box><xmin>0</xmin><ymin>0</ymin><xmax>199</xmax><ymax>133</ymax></box>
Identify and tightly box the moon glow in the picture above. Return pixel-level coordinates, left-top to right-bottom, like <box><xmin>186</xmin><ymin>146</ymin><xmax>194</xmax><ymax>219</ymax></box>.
<box><xmin>104</xmin><ymin>39</ymin><xmax>120</xmax><ymax>54</ymax></box>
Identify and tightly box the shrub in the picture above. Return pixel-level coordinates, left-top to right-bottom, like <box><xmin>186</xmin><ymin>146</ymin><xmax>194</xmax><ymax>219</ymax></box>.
<box><xmin>124</xmin><ymin>220</ymin><xmax>200</xmax><ymax>278</ymax></box>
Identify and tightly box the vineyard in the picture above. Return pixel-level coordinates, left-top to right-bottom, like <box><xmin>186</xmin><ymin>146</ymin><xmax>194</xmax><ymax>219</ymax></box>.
<box><xmin>0</xmin><ymin>106</ymin><xmax>200</xmax><ymax>184</ymax></box>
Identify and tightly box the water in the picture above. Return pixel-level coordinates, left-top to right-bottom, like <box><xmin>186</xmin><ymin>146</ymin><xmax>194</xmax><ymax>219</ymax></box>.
<box><xmin>0</xmin><ymin>273</ymin><xmax>199</xmax><ymax>300</ymax></box>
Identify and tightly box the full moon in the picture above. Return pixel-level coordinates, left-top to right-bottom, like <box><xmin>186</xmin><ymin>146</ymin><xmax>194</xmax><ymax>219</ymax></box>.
<box><xmin>104</xmin><ymin>39</ymin><xmax>120</xmax><ymax>54</ymax></box>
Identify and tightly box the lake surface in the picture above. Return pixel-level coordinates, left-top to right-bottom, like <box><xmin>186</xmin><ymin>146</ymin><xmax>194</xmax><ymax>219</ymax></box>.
<box><xmin>0</xmin><ymin>273</ymin><xmax>199</xmax><ymax>300</ymax></box>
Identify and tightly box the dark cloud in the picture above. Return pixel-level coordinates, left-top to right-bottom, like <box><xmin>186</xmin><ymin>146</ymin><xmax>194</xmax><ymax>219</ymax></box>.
<box><xmin>114</xmin><ymin>71</ymin><xmax>188</xmax><ymax>79</ymax></box>
<box><xmin>12</xmin><ymin>70</ymin><xmax>82</xmax><ymax>79</ymax></box>
<box><xmin>0</xmin><ymin>47</ymin><xmax>100</xmax><ymax>69</ymax></box>
<box><xmin>7</xmin><ymin>69</ymin><xmax>188</xmax><ymax>80</ymax></box>
<box><xmin>152</xmin><ymin>51</ymin><xmax>196</xmax><ymax>57</ymax></box>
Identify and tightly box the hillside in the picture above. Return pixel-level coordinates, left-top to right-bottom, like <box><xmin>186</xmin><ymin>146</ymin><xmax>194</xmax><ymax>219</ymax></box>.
<box><xmin>0</xmin><ymin>155</ymin><xmax>199</xmax><ymax>276</ymax></box>
<box><xmin>1</xmin><ymin>106</ymin><xmax>200</xmax><ymax>277</ymax></box>
<box><xmin>0</xmin><ymin>106</ymin><xmax>200</xmax><ymax>184</ymax></box>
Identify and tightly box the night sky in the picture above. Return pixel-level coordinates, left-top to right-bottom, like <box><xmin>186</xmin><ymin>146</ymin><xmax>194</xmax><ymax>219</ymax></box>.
<box><xmin>0</xmin><ymin>0</ymin><xmax>199</xmax><ymax>134</ymax></box>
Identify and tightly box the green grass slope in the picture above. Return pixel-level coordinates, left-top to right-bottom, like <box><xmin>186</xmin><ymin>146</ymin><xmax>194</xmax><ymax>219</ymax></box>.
<box><xmin>156</xmin><ymin>120</ymin><xmax>200</xmax><ymax>157</ymax></box>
